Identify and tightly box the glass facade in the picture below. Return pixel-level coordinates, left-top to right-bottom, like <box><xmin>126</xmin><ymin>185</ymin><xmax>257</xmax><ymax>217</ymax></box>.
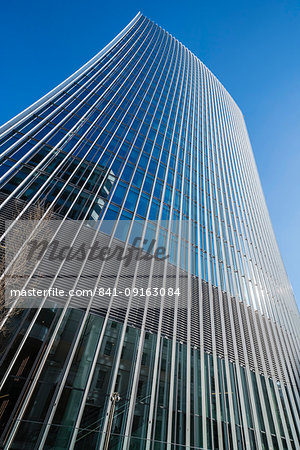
<box><xmin>0</xmin><ymin>12</ymin><xmax>299</xmax><ymax>449</ymax></box>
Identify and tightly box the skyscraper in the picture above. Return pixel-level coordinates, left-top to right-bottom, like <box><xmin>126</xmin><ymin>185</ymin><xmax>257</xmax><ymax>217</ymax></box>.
<box><xmin>0</xmin><ymin>10</ymin><xmax>299</xmax><ymax>449</ymax></box>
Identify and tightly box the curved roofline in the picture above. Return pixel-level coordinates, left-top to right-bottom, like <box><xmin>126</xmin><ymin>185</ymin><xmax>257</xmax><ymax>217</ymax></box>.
<box><xmin>0</xmin><ymin>12</ymin><xmax>142</xmax><ymax>136</ymax></box>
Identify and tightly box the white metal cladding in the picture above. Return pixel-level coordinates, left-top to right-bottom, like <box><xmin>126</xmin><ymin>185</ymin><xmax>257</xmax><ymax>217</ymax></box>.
<box><xmin>0</xmin><ymin>11</ymin><xmax>299</xmax><ymax>450</ymax></box>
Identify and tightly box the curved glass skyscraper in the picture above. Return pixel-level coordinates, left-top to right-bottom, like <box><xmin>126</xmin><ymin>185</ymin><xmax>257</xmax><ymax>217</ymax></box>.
<box><xmin>0</xmin><ymin>12</ymin><xmax>299</xmax><ymax>450</ymax></box>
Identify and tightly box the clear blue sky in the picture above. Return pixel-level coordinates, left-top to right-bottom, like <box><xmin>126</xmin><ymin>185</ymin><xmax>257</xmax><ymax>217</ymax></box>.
<box><xmin>1</xmin><ymin>0</ymin><xmax>299</xmax><ymax>308</ymax></box>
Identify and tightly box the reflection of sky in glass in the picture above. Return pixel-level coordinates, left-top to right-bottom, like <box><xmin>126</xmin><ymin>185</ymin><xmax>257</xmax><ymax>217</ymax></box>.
<box><xmin>0</xmin><ymin>13</ymin><xmax>297</xmax><ymax>326</ymax></box>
